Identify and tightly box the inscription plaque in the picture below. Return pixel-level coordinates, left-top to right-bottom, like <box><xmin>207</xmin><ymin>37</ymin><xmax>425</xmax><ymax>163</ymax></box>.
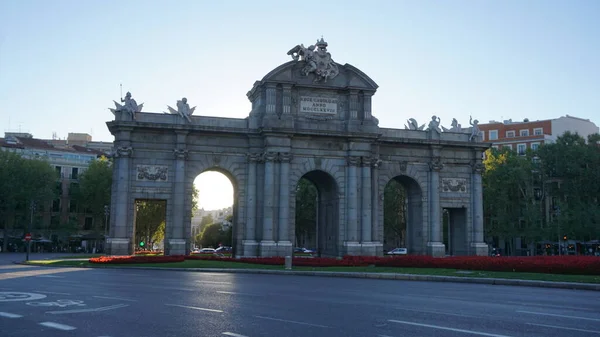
<box><xmin>300</xmin><ymin>96</ymin><xmax>337</xmax><ymax>114</ymax></box>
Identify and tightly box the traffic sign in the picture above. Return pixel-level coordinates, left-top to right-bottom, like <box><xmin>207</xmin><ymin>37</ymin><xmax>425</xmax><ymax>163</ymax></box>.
<box><xmin>24</xmin><ymin>233</ymin><xmax>31</xmax><ymax>241</ymax></box>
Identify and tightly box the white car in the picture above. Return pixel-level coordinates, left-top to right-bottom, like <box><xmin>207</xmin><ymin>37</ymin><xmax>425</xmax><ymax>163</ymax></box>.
<box><xmin>199</xmin><ymin>248</ymin><xmax>216</xmax><ymax>253</ymax></box>
<box><xmin>386</xmin><ymin>248</ymin><xmax>408</xmax><ymax>255</ymax></box>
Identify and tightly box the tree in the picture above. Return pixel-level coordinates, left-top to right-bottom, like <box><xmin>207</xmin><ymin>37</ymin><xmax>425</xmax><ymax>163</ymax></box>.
<box><xmin>295</xmin><ymin>178</ymin><xmax>317</xmax><ymax>247</ymax></box>
<box><xmin>191</xmin><ymin>185</ymin><xmax>199</xmax><ymax>216</ymax></box>
<box><xmin>383</xmin><ymin>179</ymin><xmax>407</xmax><ymax>248</ymax></box>
<box><xmin>0</xmin><ymin>151</ymin><xmax>57</xmax><ymax>253</ymax></box>
<box><xmin>77</xmin><ymin>158</ymin><xmax>112</xmax><ymax>230</ymax></box>
<box><xmin>135</xmin><ymin>200</ymin><xmax>166</xmax><ymax>249</ymax></box>
<box><xmin>199</xmin><ymin>223</ymin><xmax>221</xmax><ymax>248</ymax></box>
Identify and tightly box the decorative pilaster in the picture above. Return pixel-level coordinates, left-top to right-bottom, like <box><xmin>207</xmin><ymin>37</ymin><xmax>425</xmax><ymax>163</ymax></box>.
<box><xmin>363</xmin><ymin>93</ymin><xmax>373</xmax><ymax>121</ymax></box>
<box><xmin>282</xmin><ymin>85</ymin><xmax>292</xmax><ymax>115</ymax></box>
<box><xmin>371</xmin><ymin>158</ymin><xmax>382</xmax><ymax>244</ymax></box>
<box><xmin>361</xmin><ymin>157</ymin><xmax>372</xmax><ymax>242</ymax></box>
<box><xmin>427</xmin><ymin>156</ymin><xmax>445</xmax><ymax>256</ymax></box>
<box><xmin>277</xmin><ymin>152</ymin><xmax>292</xmax><ymax>252</ymax></box>
<box><xmin>471</xmin><ymin>158</ymin><xmax>487</xmax><ymax>255</ymax></box>
<box><xmin>260</xmin><ymin>151</ymin><xmax>278</xmax><ymax>255</ymax></box>
<box><xmin>243</xmin><ymin>153</ymin><xmax>260</xmax><ymax>256</ymax></box>
<box><xmin>348</xmin><ymin>91</ymin><xmax>359</xmax><ymax>120</ymax></box>
<box><xmin>346</xmin><ymin>156</ymin><xmax>360</xmax><ymax>243</ymax></box>
<box><xmin>265</xmin><ymin>84</ymin><xmax>277</xmax><ymax>115</ymax></box>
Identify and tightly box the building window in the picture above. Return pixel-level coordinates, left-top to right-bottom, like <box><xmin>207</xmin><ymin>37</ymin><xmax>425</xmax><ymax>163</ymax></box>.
<box><xmin>84</xmin><ymin>217</ymin><xmax>93</xmax><ymax>230</ymax></box>
<box><xmin>71</xmin><ymin>167</ymin><xmax>79</xmax><ymax>179</ymax></box>
<box><xmin>489</xmin><ymin>130</ymin><xmax>498</xmax><ymax>140</ymax></box>
<box><xmin>533</xmin><ymin>127</ymin><xmax>543</xmax><ymax>135</ymax></box>
<box><xmin>50</xmin><ymin>215</ymin><xmax>60</xmax><ymax>229</ymax></box>
<box><xmin>69</xmin><ymin>200</ymin><xmax>77</xmax><ymax>213</ymax></box>
<box><xmin>517</xmin><ymin>143</ymin><xmax>526</xmax><ymax>155</ymax></box>
<box><xmin>55</xmin><ymin>166</ymin><xmax>62</xmax><ymax>177</ymax></box>
<box><xmin>506</xmin><ymin>131</ymin><xmax>515</xmax><ymax>138</ymax></box>
<box><xmin>492</xmin><ymin>145</ymin><xmax>499</xmax><ymax>150</ymax></box>
<box><xmin>480</xmin><ymin>131</ymin><xmax>485</xmax><ymax>141</ymax></box>
<box><xmin>503</xmin><ymin>144</ymin><xmax>512</xmax><ymax>150</ymax></box>
<box><xmin>531</xmin><ymin>143</ymin><xmax>540</xmax><ymax>151</ymax></box>
<box><xmin>520</xmin><ymin>129</ymin><xmax>529</xmax><ymax>137</ymax></box>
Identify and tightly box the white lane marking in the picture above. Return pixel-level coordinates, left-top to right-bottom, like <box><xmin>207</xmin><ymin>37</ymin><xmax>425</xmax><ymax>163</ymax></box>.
<box><xmin>195</xmin><ymin>280</ymin><xmax>232</xmax><ymax>285</ymax></box>
<box><xmin>527</xmin><ymin>323</ymin><xmax>600</xmax><ymax>334</ymax></box>
<box><xmin>0</xmin><ymin>292</ymin><xmax>47</xmax><ymax>302</ymax></box>
<box><xmin>398</xmin><ymin>307</ymin><xmax>486</xmax><ymax>319</ymax></box>
<box><xmin>216</xmin><ymin>291</ymin><xmax>256</xmax><ymax>296</ymax></box>
<box><xmin>35</xmin><ymin>291</ymin><xmax>71</xmax><ymax>295</ymax></box>
<box><xmin>0</xmin><ymin>312</ymin><xmax>23</xmax><ymax>318</ymax></box>
<box><xmin>388</xmin><ymin>320</ymin><xmax>513</xmax><ymax>337</ymax></box>
<box><xmin>254</xmin><ymin>315</ymin><xmax>330</xmax><ymax>328</ymax></box>
<box><xmin>36</xmin><ymin>275</ymin><xmax>64</xmax><ymax>278</ymax></box>
<box><xmin>165</xmin><ymin>304</ymin><xmax>223</xmax><ymax>313</ymax></box>
<box><xmin>39</xmin><ymin>322</ymin><xmax>77</xmax><ymax>331</ymax></box>
<box><xmin>93</xmin><ymin>295</ymin><xmax>137</xmax><ymax>302</ymax></box>
<box><xmin>47</xmin><ymin>304</ymin><xmax>129</xmax><ymax>314</ymax></box>
<box><xmin>222</xmin><ymin>333</ymin><xmax>249</xmax><ymax>337</ymax></box>
<box><xmin>516</xmin><ymin>310</ymin><xmax>600</xmax><ymax>322</ymax></box>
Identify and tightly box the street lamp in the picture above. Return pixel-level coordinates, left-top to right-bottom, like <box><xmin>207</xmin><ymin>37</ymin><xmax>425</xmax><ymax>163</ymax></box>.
<box><xmin>103</xmin><ymin>205</ymin><xmax>110</xmax><ymax>237</ymax></box>
<box><xmin>27</xmin><ymin>200</ymin><xmax>36</xmax><ymax>261</ymax></box>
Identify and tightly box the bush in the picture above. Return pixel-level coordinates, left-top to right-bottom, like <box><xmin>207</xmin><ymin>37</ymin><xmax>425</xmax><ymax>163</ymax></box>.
<box><xmin>89</xmin><ymin>255</ymin><xmax>184</xmax><ymax>264</ymax></box>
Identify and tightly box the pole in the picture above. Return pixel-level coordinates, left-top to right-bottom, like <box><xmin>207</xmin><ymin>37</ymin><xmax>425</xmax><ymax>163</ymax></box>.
<box><xmin>27</xmin><ymin>200</ymin><xmax>34</xmax><ymax>261</ymax></box>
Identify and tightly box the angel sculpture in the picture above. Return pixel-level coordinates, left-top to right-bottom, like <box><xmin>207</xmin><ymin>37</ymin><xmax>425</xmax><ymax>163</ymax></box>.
<box><xmin>109</xmin><ymin>92</ymin><xmax>144</xmax><ymax>119</ymax></box>
<box><xmin>404</xmin><ymin>118</ymin><xmax>425</xmax><ymax>131</ymax></box>
<box><xmin>165</xmin><ymin>97</ymin><xmax>196</xmax><ymax>123</ymax></box>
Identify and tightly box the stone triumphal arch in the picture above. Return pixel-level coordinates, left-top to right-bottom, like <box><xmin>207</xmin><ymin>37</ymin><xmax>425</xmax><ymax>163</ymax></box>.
<box><xmin>106</xmin><ymin>39</ymin><xmax>489</xmax><ymax>257</ymax></box>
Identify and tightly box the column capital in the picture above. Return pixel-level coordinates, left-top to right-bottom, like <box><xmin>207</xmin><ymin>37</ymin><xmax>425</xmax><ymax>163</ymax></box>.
<box><xmin>247</xmin><ymin>153</ymin><xmax>262</xmax><ymax>163</ymax></box>
<box><xmin>347</xmin><ymin>156</ymin><xmax>361</xmax><ymax>166</ymax></box>
<box><xmin>115</xmin><ymin>146</ymin><xmax>133</xmax><ymax>158</ymax></box>
<box><xmin>361</xmin><ymin>156</ymin><xmax>373</xmax><ymax>167</ymax></box>
<box><xmin>278</xmin><ymin>152</ymin><xmax>292</xmax><ymax>162</ymax></box>
<box><xmin>173</xmin><ymin>148</ymin><xmax>188</xmax><ymax>160</ymax></box>
<box><xmin>262</xmin><ymin>151</ymin><xmax>278</xmax><ymax>162</ymax></box>
<box><xmin>429</xmin><ymin>157</ymin><xmax>443</xmax><ymax>171</ymax></box>
<box><xmin>471</xmin><ymin>160</ymin><xmax>484</xmax><ymax>173</ymax></box>
<box><xmin>371</xmin><ymin>157</ymin><xmax>383</xmax><ymax>168</ymax></box>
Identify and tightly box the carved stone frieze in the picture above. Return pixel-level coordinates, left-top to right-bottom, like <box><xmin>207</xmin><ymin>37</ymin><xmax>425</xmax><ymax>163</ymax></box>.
<box><xmin>247</xmin><ymin>153</ymin><xmax>261</xmax><ymax>163</ymax></box>
<box><xmin>173</xmin><ymin>148</ymin><xmax>188</xmax><ymax>160</ymax></box>
<box><xmin>212</xmin><ymin>153</ymin><xmax>221</xmax><ymax>165</ymax></box>
<box><xmin>441</xmin><ymin>178</ymin><xmax>467</xmax><ymax>193</ymax></box>
<box><xmin>136</xmin><ymin>165</ymin><xmax>168</xmax><ymax>182</ymax></box>
<box><xmin>115</xmin><ymin>146</ymin><xmax>133</xmax><ymax>158</ymax></box>
<box><xmin>429</xmin><ymin>157</ymin><xmax>444</xmax><ymax>171</ymax></box>
<box><xmin>371</xmin><ymin>157</ymin><xmax>383</xmax><ymax>168</ymax></box>
<box><xmin>398</xmin><ymin>161</ymin><xmax>407</xmax><ymax>172</ymax></box>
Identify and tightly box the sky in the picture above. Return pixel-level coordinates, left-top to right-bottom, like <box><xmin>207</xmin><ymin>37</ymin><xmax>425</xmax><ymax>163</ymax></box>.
<box><xmin>1</xmin><ymin>0</ymin><xmax>599</xmax><ymax>210</ymax></box>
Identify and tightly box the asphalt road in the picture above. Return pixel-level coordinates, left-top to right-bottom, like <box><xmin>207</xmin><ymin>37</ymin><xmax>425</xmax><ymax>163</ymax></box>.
<box><xmin>0</xmin><ymin>253</ymin><xmax>599</xmax><ymax>337</ymax></box>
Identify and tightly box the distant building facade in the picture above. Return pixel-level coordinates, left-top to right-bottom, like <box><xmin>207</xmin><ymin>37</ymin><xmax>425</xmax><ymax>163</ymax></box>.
<box><xmin>190</xmin><ymin>206</ymin><xmax>233</xmax><ymax>237</ymax></box>
<box><xmin>478</xmin><ymin>115</ymin><xmax>599</xmax><ymax>154</ymax></box>
<box><xmin>0</xmin><ymin>132</ymin><xmax>111</xmax><ymax>251</ymax></box>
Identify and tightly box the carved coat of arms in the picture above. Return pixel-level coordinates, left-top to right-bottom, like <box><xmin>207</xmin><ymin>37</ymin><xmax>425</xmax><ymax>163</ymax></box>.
<box><xmin>287</xmin><ymin>38</ymin><xmax>339</xmax><ymax>83</ymax></box>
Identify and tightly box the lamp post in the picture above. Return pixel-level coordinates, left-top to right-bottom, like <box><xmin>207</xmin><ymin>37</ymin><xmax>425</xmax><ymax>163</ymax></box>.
<box><xmin>27</xmin><ymin>200</ymin><xmax>36</xmax><ymax>261</ymax></box>
<box><xmin>103</xmin><ymin>205</ymin><xmax>110</xmax><ymax>237</ymax></box>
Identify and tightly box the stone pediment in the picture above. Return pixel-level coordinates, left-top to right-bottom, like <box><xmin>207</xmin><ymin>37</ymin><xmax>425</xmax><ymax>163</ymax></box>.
<box><xmin>256</xmin><ymin>61</ymin><xmax>378</xmax><ymax>92</ymax></box>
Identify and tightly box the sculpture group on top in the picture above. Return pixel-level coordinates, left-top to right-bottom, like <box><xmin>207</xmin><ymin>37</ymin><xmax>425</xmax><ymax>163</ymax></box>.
<box><xmin>110</xmin><ymin>92</ymin><xmax>144</xmax><ymax>119</ymax></box>
<box><xmin>288</xmin><ymin>37</ymin><xmax>339</xmax><ymax>83</ymax></box>
<box><xmin>405</xmin><ymin>115</ymin><xmax>482</xmax><ymax>142</ymax></box>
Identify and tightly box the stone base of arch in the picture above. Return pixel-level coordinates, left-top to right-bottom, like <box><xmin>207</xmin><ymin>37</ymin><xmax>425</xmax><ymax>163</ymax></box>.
<box><xmin>167</xmin><ymin>239</ymin><xmax>187</xmax><ymax>256</ymax></box>
<box><xmin>471</xmin><ymin>242</ymin><xmax>489</xmax><ymax>256</ymax></box>
<box><xmin>427</xmin><ymin>241</ymin><xmax>446</xmax><ymax>257</ymax></box>
<box><xmin>242</xmin><ymin>240</ymin><xmax>259</xmax><ymax>257</ymax></box>
<box><xmin>107</xmin><ymin>238</ymin><xmax>131</xmax><ymax>256</ymax></box>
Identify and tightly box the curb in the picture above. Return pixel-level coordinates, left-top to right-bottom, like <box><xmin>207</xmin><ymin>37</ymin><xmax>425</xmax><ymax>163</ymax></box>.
<box><xmin>17</xmin><ymin>261</ymin><xmax>600</xmax><ymax>291</ymax></box>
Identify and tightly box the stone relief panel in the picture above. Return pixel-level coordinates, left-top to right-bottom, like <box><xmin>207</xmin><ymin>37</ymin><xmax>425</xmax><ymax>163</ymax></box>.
<box><xmin>441</xmin><ymin>178</ymin><xmax>467</xmax><ymax>193</ymax></box>
<box><xmin>136</xmin><ymin>165</ymin><xmax>168</xmax><ymax>181</ymax></box>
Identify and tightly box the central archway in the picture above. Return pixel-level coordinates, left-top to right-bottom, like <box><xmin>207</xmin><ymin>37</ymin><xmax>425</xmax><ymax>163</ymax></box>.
<box><xmin>383</xmin><ymin>175</ymin><xmax>423</xmax><ymax>254</ymax></box>
<box><xmin>294</xmin><ymin>170</ymin><xmax>340</xmax><ymax>257</ymax></box>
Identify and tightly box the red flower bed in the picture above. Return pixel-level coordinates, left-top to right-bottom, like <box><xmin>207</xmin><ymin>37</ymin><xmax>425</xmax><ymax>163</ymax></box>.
<box><xmin>183</xmin><ymin>254</ymin><xmax>600</xmax><ymax>275</ymax></box>
<box><xmin>89</xmin><ymin>255</ymin><xmax>185</xmax><ymax>264</ymax></box>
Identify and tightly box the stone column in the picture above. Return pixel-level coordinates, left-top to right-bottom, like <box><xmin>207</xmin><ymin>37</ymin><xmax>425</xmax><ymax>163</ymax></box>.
<box><xmin>260</xmin><ymin>151</ymin><xmax>277</xmax><ymax>256</ymax></box>
<box><xmin>108</xmin><ymin>145</ymin><xmax>133</xmax><ymax>255</ymax></box>
<box><xmin>344</xmin><ymin>156</ymin><xmax>360</xmax><ymax>255</ymax></box>
<box><xmin>363</xmin><ymin>93</ymin><xmax>373</xmax><ymax>121</ymax></box>
<box><xmin>371</xmin><ymin>158</ymin><xmax>383</xmax><ymax>254</ymax></box>
<box><xmin>427</xmin><ymin>157</ymin><xmax>445</xmax><ymax>257</ymax></box>
<box><xmin>282</xmin><ymin>85</ymin><xmax>292</xmax><ymax>115</ymax></box>
<box><xmin>471</xmin><ymin>158</ymin><xmax>488</xmax><ymax>256</ymax></box>
<box><xmin>277</xmin><ymin>152</ymin><xmax>292</xmax><ymax>254</ymax></box>
<box><xmin>169</xmin><ymin>133</ymin><xmax>188</xmax><ymax>256</ymax></box>
<box><xmin>361</xmin><ymin>157</ymin><xmax>372</xmax><ymax>242</ymax></box>
<box><xmin>243</xmin><ymin>153</ymin><xmax>259</xmax><ymax>256</ymax></box>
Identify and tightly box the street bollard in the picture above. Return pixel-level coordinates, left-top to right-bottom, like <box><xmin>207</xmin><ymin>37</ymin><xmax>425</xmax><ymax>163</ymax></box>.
<box><xmin>284</xmin><ymin>256</ymin><xmax>292</xmax><ymax>270</ymax></box>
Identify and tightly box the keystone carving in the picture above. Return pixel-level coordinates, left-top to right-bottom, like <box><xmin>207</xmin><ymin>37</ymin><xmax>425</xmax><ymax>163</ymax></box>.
<box><xmin>173</xmin><ymin>148</ymin><xmax>188</xmax><ymax>160</ymax></box>
<box><xmin>115</xmin><ymin>146</ymin><xmax>133</xmax><ymax>158</ymax></box>
<box><xmin>429</xmin><ymin>158</ymin><xmax>444</xmax><ymax>171</ymax></box>
<box><xmin>136</xmin><ymin>165</ymin><xmax>168</xmax><ymax>181</ymax></box>
<box><xmin>441</xmin><ymin>178</ymin><xmax>467</xmax><ymax>193</ymax></box>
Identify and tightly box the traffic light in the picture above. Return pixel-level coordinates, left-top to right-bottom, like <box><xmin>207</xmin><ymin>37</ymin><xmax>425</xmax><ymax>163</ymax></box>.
<box><xmin>140</xmin><ymin>241</ymin><xmax>145</xmax><ymax>247</ymax></box>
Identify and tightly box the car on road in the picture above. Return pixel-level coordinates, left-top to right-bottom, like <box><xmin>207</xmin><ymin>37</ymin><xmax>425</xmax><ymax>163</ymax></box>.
<box><xmin>294</xmin><ymin>247</ymin><xmax>314</xmax><ymax>254</ymax></box>
<box><xmin>198</xmin><ymin>248</ymin><xmax>216</xmax><ymax>253</ymax></box>
<box><xmin>386</xmin><ymin>248</ymin><xmax>408</xmax><ymax>255</ymax></box>
<box><xmin>215</xmin><ymin>246</ymin><xmax>231</xmax><ymax>253</ymax></box>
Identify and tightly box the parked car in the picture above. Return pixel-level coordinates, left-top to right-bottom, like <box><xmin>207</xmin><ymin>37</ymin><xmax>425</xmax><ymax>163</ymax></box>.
<box><xmin>215</xmin><ymin>246</ymin><xmax>231</xmax><ymax>253</ymax></box>
<box><xmin>199</xmin><ymin>248</ymin><xmax>216</xmax><ymax>253</ymax></box>
<box><xmin>386</xmin><ymin>248</ymin><xmax>408</xmax><ymax>255</ymax></box>
<box><xmin>294</xmin><ymin>247</ymin><xmax>313</xmax><ymax>254</ymax></box>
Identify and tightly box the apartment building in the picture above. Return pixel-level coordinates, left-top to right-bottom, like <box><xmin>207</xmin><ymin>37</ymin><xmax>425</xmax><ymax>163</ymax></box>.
<box><xmin>478</xmin><ymin>115</ymin><xmax>599</xmax><ymax>155</ymax></box>
<box><xmin>1</xmin><ymin>132</ymin><xmax>110</xmax><ymax>247</ymax></box>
